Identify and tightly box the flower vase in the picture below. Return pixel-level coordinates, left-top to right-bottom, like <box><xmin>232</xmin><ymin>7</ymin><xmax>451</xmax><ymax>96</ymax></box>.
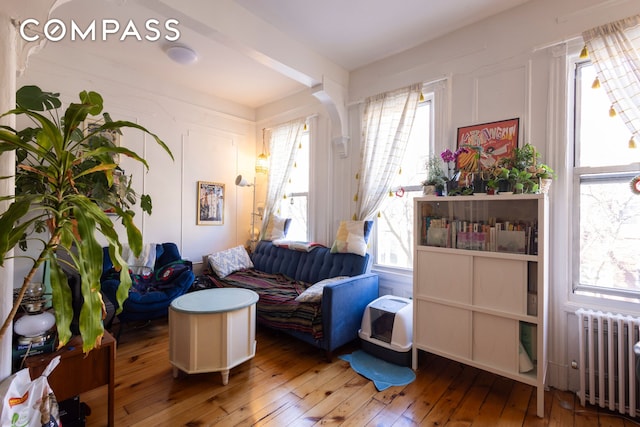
<box><xmin>539</xmin><ymin>178</ymin><xmax>552</xmax><ymax>194</ymax></box>
<box><xmin>423</xmin><ymin>185</ymin><xmax>436</xmax><ymax>195</ymax></box>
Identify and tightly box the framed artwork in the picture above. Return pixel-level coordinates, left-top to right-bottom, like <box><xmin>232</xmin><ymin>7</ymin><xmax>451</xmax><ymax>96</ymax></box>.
<box><xmin>197</xmin><ymin>181</ymin><xmax>224</xmax><ymax>225</ymax></box>
<box><xmin>456</xmin><ymin>118</ymin><xmax>519</xmax><ymax>178</ymax></box>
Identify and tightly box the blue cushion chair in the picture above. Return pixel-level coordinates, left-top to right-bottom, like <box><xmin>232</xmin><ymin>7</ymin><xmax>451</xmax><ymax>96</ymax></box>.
<box><xmin>100</xmin><ymin>242</ymin><xmax>195</xmax><ymax>338</ymax></box>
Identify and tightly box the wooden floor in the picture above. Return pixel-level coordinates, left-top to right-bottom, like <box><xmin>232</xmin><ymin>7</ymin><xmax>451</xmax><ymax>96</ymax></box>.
<box><xmin>79</xmin><ymin>318</ymin><xmax>639</xmax><ymax>426</ymax></box>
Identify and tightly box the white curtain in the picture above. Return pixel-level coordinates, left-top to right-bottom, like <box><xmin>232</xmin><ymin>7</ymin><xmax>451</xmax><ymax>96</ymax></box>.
<box><xmin>583</xmin><ymin>15</ymin><xmax>640</xmax><ymax>143</ymax></box>
<box><xmin>260</xmin><ymin>118</ymin><xmax>306</xmax><ymax>238</ymax></box>
<box><xmin>354</xmin><ymin>84</ymin><xmax>422</xmax><ymax>220</ymax></box>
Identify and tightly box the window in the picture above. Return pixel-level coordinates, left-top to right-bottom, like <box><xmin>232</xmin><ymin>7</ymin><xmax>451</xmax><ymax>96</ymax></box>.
<box><xmin>277</xmin><ymin>128</ymin><xmax>309</xmax><ymax>241</ymax></box>
<box><xmin>374</xmin><ymin>99</ymin><xmax>432</xmax><ymax>269</ymax></box>
<box><xmin>573</xmin><ymin>60</ymin><xmax>640</xmax><ymax>299</ymax></box>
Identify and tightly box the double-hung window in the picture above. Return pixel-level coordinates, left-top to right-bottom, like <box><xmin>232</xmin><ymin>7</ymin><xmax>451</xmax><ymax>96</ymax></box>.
<box><xmin>374</xmin><ymin>97</ymin><xmax>433</xmax><ymax>269</ymax></box>
<box><xmin>573</xmin><ymin>60</ymin><xmax>640</xmax><ymax>300</ymax></box>
<box><xmin>277</xmin><ymin>128</ymin><xmax>309</xmax><ymax>241</ymax></box>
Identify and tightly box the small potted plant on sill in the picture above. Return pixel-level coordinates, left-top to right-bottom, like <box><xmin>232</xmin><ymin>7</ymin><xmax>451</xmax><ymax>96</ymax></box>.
<box><xmin>422</xmin><ymin>155</ymin><xmax>447</xmax><ymax>195</ymax></box>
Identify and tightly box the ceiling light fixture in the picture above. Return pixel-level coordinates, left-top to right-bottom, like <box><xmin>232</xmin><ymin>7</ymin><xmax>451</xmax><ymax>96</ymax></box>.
<box><xmin>165</xmin><ymin>45</ymin><xmax>199</xmax><ymax>65</ymax></box>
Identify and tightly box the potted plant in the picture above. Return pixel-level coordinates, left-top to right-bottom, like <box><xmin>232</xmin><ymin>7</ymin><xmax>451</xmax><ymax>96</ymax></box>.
<box><xmin>422</xmin><ymin>155</ymin><xmax>447</xmax><ymax>195</ymax></box>
<box><xmin>0</xmin><ymin>86</ymin><xmax>173</xmax><ymax>353</ymax></box>
<box><xmin>513</xmin><ymin>143</ymin><xmax>537</xmax><ymax>170</ymax></box>
<box><xmin>440</xmin><ymin>147</ymin><xmax>469</xmax><ymax>195</ymax></box>
<box><xmin>486</xmin><ymin>177</ymin><xmax>499</xmax><ymax>195</ymax></box>
<box><xmin>510</xmin><ymin>167</ymin><xmax>539</xmax><ymax>194</ymax></box>
<box><xmin>514</xmin><ymin>142</ymin><xmax>556</xmax><ymax>194</ymax></box>
<box><xmin>530</xmin><ymin>163</ymin><xmax>555</xmax><ymax>194</ymax></box>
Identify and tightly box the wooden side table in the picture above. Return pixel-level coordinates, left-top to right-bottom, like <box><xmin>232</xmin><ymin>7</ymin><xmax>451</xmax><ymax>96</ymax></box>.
<box><xmin>169</xmin><ymin>288</ymin><xmax>259</xmax><ymax>385</ymax></box>
<box><xmin>25</xmin><ymin>330</ymin><xmax>116</xmax><ymax>427</ymax></box>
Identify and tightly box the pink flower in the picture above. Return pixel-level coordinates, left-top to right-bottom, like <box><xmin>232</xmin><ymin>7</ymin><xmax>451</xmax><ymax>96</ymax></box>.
<box><xmin>441</xmin><ymin>149</ymin><xmax>455</xmax><ymax>163</ymax></box>
<box><xmin>441</xmin><ymin>147</ymin><xmax>471</xmax><ymax>180</ymax></box>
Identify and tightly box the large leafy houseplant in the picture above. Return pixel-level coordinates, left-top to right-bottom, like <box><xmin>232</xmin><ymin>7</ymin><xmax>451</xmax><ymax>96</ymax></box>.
<box><xmin>0</xmin><ymin>86</ymin><xmax>173</xmax><ymax>352</ymax></box>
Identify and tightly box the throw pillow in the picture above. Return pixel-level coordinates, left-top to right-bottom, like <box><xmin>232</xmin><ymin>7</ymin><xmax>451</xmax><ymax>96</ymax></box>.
<box><xmin>264</xmin><ymin>215</ymin><xmax>291</xmax><ymax>240</ymax></box>
<box><xmin>295</xmin><ymin>276</ymin><xmax>348</xmax><ymax>303</ymax></box>
<box><xmin>330</xmin><ymin>220</ymin><xmax>373</xmax><ymax>256</ymax></box>
<box><xmin>154</xmin><ymin>260</ymin><xmax>192</xmax><ymax>289</ymax></box>
<box><xmin>207</xmin><ymin>245</ymin><xmax>254</xmax><ymax>278</ymax></box>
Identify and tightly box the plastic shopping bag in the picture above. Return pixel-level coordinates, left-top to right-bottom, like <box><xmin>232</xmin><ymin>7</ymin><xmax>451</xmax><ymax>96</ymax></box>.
<box><xmin>0</xmin><ymin>355</ymin><xmax>61</xmax><ymax>427</ymax></box>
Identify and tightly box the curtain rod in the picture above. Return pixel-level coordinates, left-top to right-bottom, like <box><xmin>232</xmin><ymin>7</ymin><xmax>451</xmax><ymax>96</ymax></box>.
<box><xmin>347</xmin><ymin>75</ymin><xmax>449</xmax><ymax>107</ymax></box>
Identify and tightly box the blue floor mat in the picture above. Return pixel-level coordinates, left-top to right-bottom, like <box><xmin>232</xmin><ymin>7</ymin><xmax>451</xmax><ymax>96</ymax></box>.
<box><xmin>339</xmin><ymin>350</ymin><xmax>416</xmax><ymax>391</ymax></box>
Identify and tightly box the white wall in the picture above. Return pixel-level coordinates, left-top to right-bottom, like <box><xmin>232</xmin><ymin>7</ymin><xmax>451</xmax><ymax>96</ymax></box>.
<box><xmin>15</xmin><ymin>42</ymin><xmax>256</xmax><ymax>279</ymax></box>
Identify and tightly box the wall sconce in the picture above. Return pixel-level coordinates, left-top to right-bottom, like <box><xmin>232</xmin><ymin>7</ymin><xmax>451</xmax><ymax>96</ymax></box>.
<box><xmin>235</xmin><ymin>174</ymin><xmax>262</xmax><ymax>245</ymax></box>
<box><xmin>255</xmin><ymin>128</ymin><xmax>269</xmax><ymax>174</ymax></box>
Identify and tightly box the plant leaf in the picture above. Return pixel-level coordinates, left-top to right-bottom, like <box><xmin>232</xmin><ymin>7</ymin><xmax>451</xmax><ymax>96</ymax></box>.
<box><xmin>16</xmin><ymin>86</ymin><xmax>61</xmax><ymax>111</ymax></box>
<box><xmin>79</xmin><ymin>90</ymin><xmax>104</xmax><ymax>116</ymax></box>
<box><xmin>48</xmin><ymin>252</ymin><xmax>73</xmax><ymax>347</ymax></box>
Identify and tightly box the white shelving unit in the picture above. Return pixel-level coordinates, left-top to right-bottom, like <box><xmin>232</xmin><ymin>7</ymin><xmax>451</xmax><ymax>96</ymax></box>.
<box><xmin>412</xmin><ymin>193</ymin><xmax>548</xmax><ymax>418</ymax></box>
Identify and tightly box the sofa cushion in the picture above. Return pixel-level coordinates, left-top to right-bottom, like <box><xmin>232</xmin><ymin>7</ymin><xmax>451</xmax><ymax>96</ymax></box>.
<box><xmin>265</xmin><ymin>215</ymin><xmax>291</xmax><ymax>240</ymax></box>
<box><xmin>295</xmin><ymin>276</ymin><xmax>348</xmax><ymax>303</ymax></box>
<box><xmin>330</xmin><ymin>220</ymin><xmax>373</xmax><ymax>256</ymax></box>
<box><xmin>208</xmin><ymin>245</ymin><xmax>254</xmax><ymax>278</ymax></box>
<box><xmin>251</xmin><ymin>240</ymin><xmax>370</xmax><ymax>284</ymax></box>
<box><xmin>155</xmin><ymin>260</ymin><xmax>193</xmax><ymax>289</ymax></box>
<box><xmin>208</xmin><ymin>269</ymin><xmax>324</xmax><ymax>339</ymax></box>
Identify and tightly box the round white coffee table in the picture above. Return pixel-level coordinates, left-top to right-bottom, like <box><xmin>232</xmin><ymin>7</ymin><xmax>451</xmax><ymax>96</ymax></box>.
<box><xmin>169</xmin><ymin>288</ymin><xmax>259</xmax><ymax>385</ymax></box>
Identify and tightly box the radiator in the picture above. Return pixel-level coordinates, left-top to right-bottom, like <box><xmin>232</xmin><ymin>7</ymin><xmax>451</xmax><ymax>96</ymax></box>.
<box><xmin>576</xmin><ymin>309</ymin><xmax>640</xmax><ymax>416</ymax></box>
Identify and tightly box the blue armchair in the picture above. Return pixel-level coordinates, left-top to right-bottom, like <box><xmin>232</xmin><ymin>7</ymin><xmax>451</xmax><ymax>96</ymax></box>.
<box><xmin>100</xmin><ymin>243</ymin><xmax>194</xmax><ymax>336</ymax></box>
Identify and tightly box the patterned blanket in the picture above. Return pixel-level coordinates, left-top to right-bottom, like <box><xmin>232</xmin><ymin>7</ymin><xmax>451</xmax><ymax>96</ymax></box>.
<box><xmin>205</xmin><ymin>269</ymin><xmax>324</xmax><ymax>340</ymax></box>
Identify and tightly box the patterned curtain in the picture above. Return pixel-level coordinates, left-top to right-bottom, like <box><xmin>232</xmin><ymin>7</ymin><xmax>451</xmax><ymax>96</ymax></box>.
<box><xmin>260</xmin><ymin>118</ymin><xmax>306</xmax><ymax>238</ymax></box>
<box><xmin>354</xmin><ymin>84</ymin><xmax>422</xmax><ymax>220</ymax></box>
<box><xmin>583</xmin><ymin>15</ymin><xmax>640</xmax><ymax>147</ymax></box>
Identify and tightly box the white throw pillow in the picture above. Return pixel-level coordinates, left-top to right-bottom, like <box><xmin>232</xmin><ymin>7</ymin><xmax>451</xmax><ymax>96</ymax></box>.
<box><xmin>330</xmin><ymin>220</ymin><xmax>370</xmax><ymax>256</ymax></box>
<box><xmin>265</xmin><ymin>215</ymin><xmax>289</xmax><ymax>240</ymax></box>
<box><xmin>207</xmin><ymin>245</ymin><xmax>254</xmax><ymax>278</ymax></box>
<box><xmin>295</xmin><ymin>276</ymin><xmax>348</xmax><ymax>303</ymax></box>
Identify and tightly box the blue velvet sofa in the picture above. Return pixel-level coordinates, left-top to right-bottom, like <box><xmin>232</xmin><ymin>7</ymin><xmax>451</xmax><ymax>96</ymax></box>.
<box><xmin>206</xmin><ymin>240</ymin><xmax>379</xmax><ymax>358</ymax></box>
<box><xmin>101</xmin><ymin>243</ymin><xmax>195</xmax><ymax>327</ymax></box>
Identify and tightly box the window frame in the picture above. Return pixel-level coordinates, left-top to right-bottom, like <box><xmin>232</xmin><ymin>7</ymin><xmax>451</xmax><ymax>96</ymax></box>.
<box><xmin>278</xmin><ymin>127</ymin><xmax>310</xmax><ymax>242</ymax></box>
<box><xmin>570</xmin><ymin>58</ymin><xmax>640</xmax><ymax>302</ymax></box>
<box><xmin>371</xmin><ymin>93</ymin><xmax>435</xmax><ymax>274</ymax></box>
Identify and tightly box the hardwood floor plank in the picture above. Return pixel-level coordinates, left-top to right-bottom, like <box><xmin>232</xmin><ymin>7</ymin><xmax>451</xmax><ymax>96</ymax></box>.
<box><xmin>496</xmin><ymin>380</ymin><xmax>533</xmax><ymax>427</ymax></box>
<box><xmin>522</xmin><ymin>388</ymin><xmax>553</xmax><ymax>426</ymax></box>
<box><xmin>470</xmin><ymin>376</ymin><xmax>514</xmax><ymax>427</ymax></box>
<box><xmin>368</xmin><ymin>356</ymin><xmax>447</xmax><ymax>426</ymax></box>
<box><xmin>548</xmin><ymin>389</ymin><xmax>576</xmax><ymax>426</ymax></box>
<box><xmin>401</xmin><ymin>356</ymin><xmax>464</xmax><ymax>423</ymax></box>
<box><xmin>311</xmin><ymin>375</ymin><xmax>379</xmax><ymax>426</ymax></box>
<box><xmin>76</xmin><ymin>318</ymin><xmax>639</xmax><ymax>427</ymax></box>
<box><xmin>339</xmin><ymin>397</ymin><xmax>386</xmax><ymax>427</ymax></box>
<box><xmin>447</xmin><ymin>370</ymin><xmax>495</xmax><ymax>424</ymax></box>
<box><xmin>419</xmin><ymin>365</ymin><xmax>480</xmax><ymax>426</ymax></box>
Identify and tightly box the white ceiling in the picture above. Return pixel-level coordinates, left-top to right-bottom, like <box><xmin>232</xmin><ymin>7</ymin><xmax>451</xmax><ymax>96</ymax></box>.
<box><xmin>33</xmin><ymin>0</ymin><xmax>531</xmax><ymax>109</ymax></box>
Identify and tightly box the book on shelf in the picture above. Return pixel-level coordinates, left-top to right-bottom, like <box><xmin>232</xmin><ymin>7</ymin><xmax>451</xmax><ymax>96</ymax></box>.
<box><xmin>496</xmin><ymin>229</ymin><xmax>526</xmax><ymax>254</ymax></box>
<box><xmin>427</xmin><ymin>227</ymin><xmax>449</xmax><ymax>247</ymax></box>
<box><xmin>421</xmin><ymin>212</ymin><xmax>538</xmax><ymax>255</ymax></box>
<box><xmin>520</xmin><ymin>323</ymin><xmax>537</xmax><ymax>362</ymax></box>
<box><xmin>456</xmin><ymin>232</ymin><xmax>486</xmax><ymax>250</ymax></box>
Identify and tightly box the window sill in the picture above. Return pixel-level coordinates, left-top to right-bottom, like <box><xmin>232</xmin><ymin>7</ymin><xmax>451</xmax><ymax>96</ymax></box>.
<box><xmin>371</xmin><ymin>265</ymin><xmax>413</xmax><ymax>299</ymax></box>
